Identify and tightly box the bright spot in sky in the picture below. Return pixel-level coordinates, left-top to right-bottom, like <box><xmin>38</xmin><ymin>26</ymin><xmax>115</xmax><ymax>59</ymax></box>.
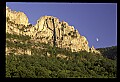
<box><xmin>96</xmin><ymin>38</ymin><xmax>99</xmax><ymax>42</ymax></box>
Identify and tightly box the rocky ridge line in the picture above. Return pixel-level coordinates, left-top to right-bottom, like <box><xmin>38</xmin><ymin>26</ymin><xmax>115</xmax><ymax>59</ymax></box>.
<box><xmin>6</xmin><ymin>6</ymin><xmax>100</xmax><ymax>54</ymax></box>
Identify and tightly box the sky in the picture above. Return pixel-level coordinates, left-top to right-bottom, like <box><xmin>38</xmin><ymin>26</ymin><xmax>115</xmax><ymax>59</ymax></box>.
<box><xmin>6</xmin><ymin>2</ymin><xmax>117</xmax><ymax>48</ymax></box>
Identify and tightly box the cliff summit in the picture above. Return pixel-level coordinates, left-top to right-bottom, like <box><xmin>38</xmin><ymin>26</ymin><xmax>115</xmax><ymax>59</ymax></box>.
<box><xmin>6</xmin><ymin>6</ymin><xmax>100</xmax><ymax>55</ymax></box>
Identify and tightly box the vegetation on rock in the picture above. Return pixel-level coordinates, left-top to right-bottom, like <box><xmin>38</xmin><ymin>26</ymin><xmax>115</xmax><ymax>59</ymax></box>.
<box><xmin>6</xmin><ymin>6</ymin><xmax>117</xmax><ymax>78</ymax></box>
<box><xmin>6</xmin><ymin>33</ymin><xmax>117</xmax><ymax>78</ymax></box>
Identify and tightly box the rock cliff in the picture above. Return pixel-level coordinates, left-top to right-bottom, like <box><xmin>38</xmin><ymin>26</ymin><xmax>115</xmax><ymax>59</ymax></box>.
<box><xmin>34</xmin><ymin>16</ymin><xmax>90</xmax><ymax>52</ymax></box>
<box><xmin>6</xmin><ymin>6</ymin><xmax>100</xmax><ymax>54</ymax></box>
<box><xmin>6</xmin><ymin>6</ymin><xmax>29</xmax><ymax>26</ymax></box>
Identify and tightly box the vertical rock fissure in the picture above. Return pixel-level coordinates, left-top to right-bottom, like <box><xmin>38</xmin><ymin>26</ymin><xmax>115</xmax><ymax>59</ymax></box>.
<box><xmin>61</xmin><ymin>22</ymin><xmax>65</xmax><ymax>48</ymax></box>
<box><xmin>58</xmin><ymin>28</ymin><xmax>61</xmax><ymax>47</ymax></box>
<box><xmin>52</xmin><ymin>18</ymin><xmax>56</xmax><ymax>47</ymax></box>
<box><xmin>46</xmin><ymin>19</ymin><xmax>53</xmax><ymax>31</ymax></box>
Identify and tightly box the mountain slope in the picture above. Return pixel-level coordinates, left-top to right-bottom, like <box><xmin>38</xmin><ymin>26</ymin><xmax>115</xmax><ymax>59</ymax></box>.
<box><xmin>97</xmin><ymin>46</ymin><xmax>117</xmax><ymax>60</ymax></box>
<box><xmin>6</xmin><ymin>44</ymin><xmax>117</xmax><ymax>78</ymax></box>
<box><xmin>5</xmin><ymin>6</ymin><xmax>117</xmax><ymax>78</ymax></box>
<box><xmin>6</xmin><ymin>32</ymin><xmax>117</xmax><ymax>78</ymax></box>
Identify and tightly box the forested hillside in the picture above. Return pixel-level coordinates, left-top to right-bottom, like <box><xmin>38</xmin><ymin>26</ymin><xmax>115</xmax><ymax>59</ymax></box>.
<box><xmin>6</xmin><ymin>33</ymin><xmax>117</xmax><ymax>78</ymax></box>
<box><xmin>97</xmin><ymin>46</ymin><xmax>117</xmax><ymax>60</ymax></box>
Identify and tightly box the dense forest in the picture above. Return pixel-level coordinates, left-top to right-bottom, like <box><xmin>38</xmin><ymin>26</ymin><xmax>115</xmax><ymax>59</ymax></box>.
<box><xmin>6</xmin><ymin>33</ymin><xmax>117</xmax><ymax>78</ymax></box>
<box><xmin>97</xmin><ymin>46</ymin><xmax>117</xmax><ymax>60</ymax></box>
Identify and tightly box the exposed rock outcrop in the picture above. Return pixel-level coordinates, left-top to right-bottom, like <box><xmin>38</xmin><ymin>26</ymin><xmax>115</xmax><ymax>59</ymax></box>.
<box><xmin>6</xmin><ymin>6</ymin><xmax>29</xmax><ymax>26</ymax></box>
<box><xmin>34</xmin><ymin>16</ymin><xmax>90</xmax><ymax>52</ymax></box>
<box><xmin>90</xmin><ymin>46</ymin><xmax>101</xmax><ymax>54</ymax></box>
<box><xmin>6</xmin><ymin>6</ymin><xmax>100</xmax><ymax>55</ymax></box>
